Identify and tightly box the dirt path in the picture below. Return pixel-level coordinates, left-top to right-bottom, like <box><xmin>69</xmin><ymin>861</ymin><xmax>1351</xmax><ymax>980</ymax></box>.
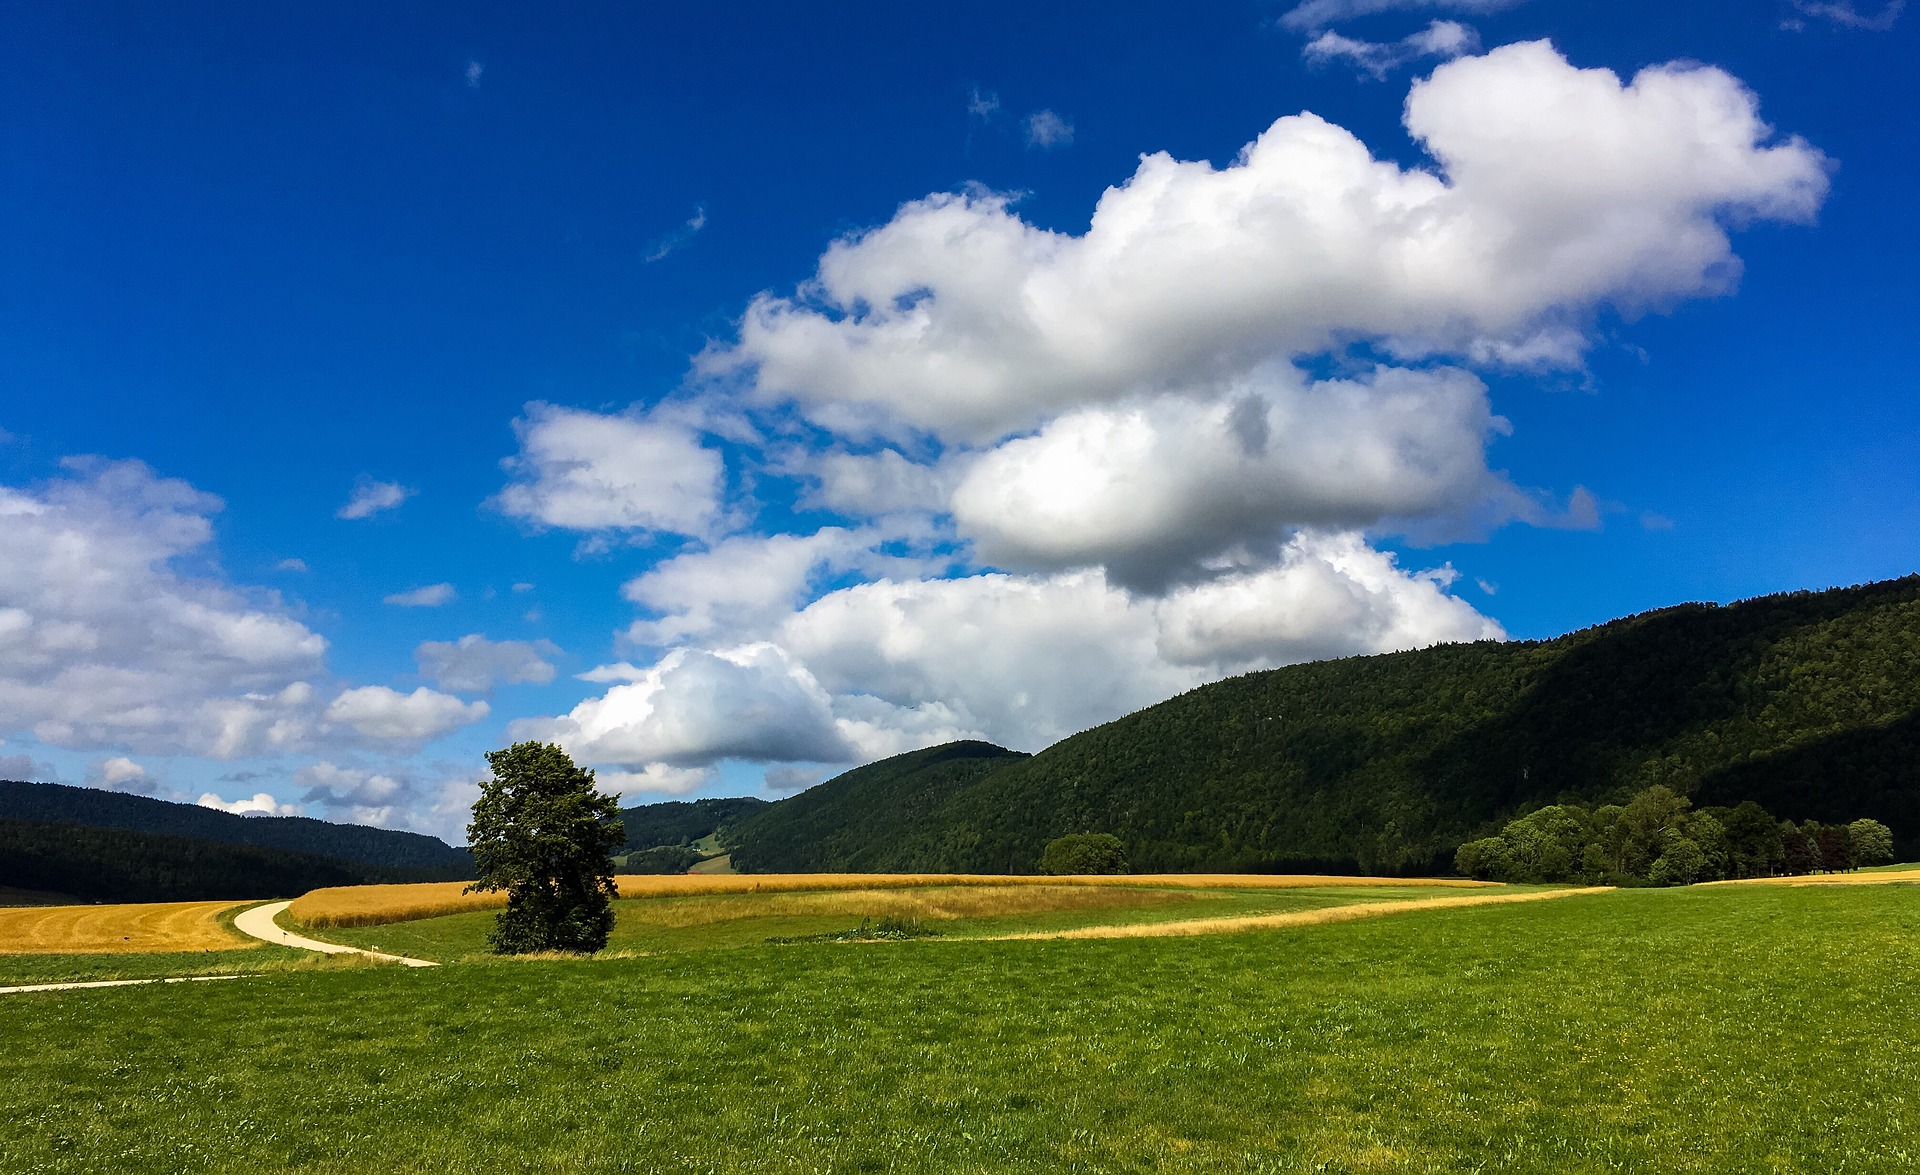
<box><xmin>981</xmin><ymin>886</ymin><xmax>1613</xmax><ymax>940</ymax></box>
<box><xmin>233</xmin><ymin>901</ymin><xmax>438</xmax><ymax>968</ymax></box>
<box><xmin>0</xmin><ymin>975</ymin><xmax>249</xmax><ymax>997</ymax></box>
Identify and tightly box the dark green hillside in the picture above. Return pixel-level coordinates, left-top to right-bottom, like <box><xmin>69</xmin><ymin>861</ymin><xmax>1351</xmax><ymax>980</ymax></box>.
<box><xmin>0</xmin><ymin>818</ymin><xmax>413</xmax><ymax>902</ymax></box>
<box><xmin>0</xmin><ymin>780</ymin><xmax>471</xmax><ymax>876</ymax></box>
<box><xmin>728</xmin><ymin>741</ymin><xmax>1028</xmax><ymax>872</ymax></box>
<box><xmin>619</xmin><ymin>796</ymin><xmax>769</xmax><ymax>853</ymax></box>
<box><xmin>729</xmin><ymin>576</ymin><xmax>1920</xmax><ymax>873</ymax></box>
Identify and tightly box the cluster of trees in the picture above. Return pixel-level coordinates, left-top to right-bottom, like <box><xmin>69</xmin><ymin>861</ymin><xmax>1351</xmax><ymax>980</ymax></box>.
<box><xmin>1038</xmin><ymin>833</ymin><xmax>1129</xmax><ymax>876</ymax></box>
<box><xmin>1455</xmin><ymin>785</ymin><xmax>1896</xmax><ymax>886</ymax></box>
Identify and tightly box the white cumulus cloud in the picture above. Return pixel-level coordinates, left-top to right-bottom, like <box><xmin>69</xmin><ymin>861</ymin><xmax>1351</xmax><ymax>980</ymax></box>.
<box><xmin>518</xmin><ymin>644</ymin><xmax>855</xmax><ymax>774</ymax></box>
<box><xmin>0</xmin><ymin>458</ymin><xmax>329</xmax><ymax>757</ymax></box>
<box><xmin>414</xmin><ymin>635</ymin><xmax>559</xmax><ymax>693</ymax></box>
<box><xmin>495</xmin><ymin>403</ymin><xmax>725</xmax><ymax>535</ymax></box>
<box><xmin>197</xmin><ymin>790</ymin><xmax>302</xmax><ymax>817</ymax></box>
<box><xmin>324</xmin><ymin>686</ymin><xmax>488</xmax><ymax>743</ymax></box>
<box><xmin>711</xmin><ymin>43</ymin><xmax>1826</xmax><ymax>444</ymax></box>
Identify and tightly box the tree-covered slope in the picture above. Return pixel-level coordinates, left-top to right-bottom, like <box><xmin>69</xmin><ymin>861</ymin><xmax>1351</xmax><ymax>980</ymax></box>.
<box><xmin>727</xmin><ymin>741</ymin><xmax>1029</xmax><ymax>872</ymax></box>
<box><xmin>618</xmin><ymin>796</ymin><xmax>770</xmax><ymax>853</ymax></box>
<box><xmin>0</xmin><ymin>818</ymin><xmax>417</xmax><ymax>902</ymax></box>
<box><xmin>731</xmin><ymin>576</ymin><xmax>1920</xmax><ymax>873</ymax></box>
<box><xmin>0</xmin><ymin>781</ymin><xmax>472</xmax><ymax>875</ymax></box>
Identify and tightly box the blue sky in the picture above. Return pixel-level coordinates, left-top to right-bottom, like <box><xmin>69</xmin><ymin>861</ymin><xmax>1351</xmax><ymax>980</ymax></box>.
<box><xmin>2</xmin><ymin>0</ymin><xmax>1914</xmax><ymax>840</ymax></box>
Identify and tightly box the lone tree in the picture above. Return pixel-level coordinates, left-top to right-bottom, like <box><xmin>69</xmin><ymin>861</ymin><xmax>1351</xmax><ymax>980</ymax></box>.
<box><xmin>466</xmin><ymin>742</ymin><xmax>624</xmax><ymax>954</ymax></box>
<box><xmin>1039</xmin><ymin>832</ymin><xmax>1129</xmax><ymax>876</ymax></box>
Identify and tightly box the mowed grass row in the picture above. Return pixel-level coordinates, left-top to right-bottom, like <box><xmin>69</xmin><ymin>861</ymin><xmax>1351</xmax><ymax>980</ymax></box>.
<box><xmin>312</xmin><ymin>883</ymin><xmax>1500</xmax><ymax>962</ymax></box>
<box><xmin>4</xmin><ymin>884</ymin><xmax>1916</xmax><ymax>1172</ymax></box>
<box><xmin>288</xmin><ymin>872</ymin><xmax>1496</xmax><ymax>927</ymax></box>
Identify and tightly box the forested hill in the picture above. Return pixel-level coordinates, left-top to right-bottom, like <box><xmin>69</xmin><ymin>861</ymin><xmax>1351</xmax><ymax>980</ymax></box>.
<box><xmin>728</xmin><ymin>742</ymin><xmax>1029</xmax><ymax>872</ymax></box>
<box><xmin>726</xmin><ymin>575</ymin><xmax>1920</xmax><ymax>874</ymax></box>
<box><xmin>619</xmin><ymin>796</ymin><xmax>769</xmax><ymax>853</ymax></box>
<box><xmin>0</xmin><ymin>818</ymin><xmax>426</xmax><ymax>903</ymax></box>
<box><xmin>0</xmin><ymin>780</ymin><xmax>471</xmax><ymax>875</ymax></box>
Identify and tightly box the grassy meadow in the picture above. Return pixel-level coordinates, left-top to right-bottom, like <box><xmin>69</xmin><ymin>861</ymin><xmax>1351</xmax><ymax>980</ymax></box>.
<box><xmin>2</xmin><ymin>882</ymin><xmax>1917</xmax><ymax>1171</ymax></box>
<box><xmin>307</xmin><ymin>881</ymin><xmax>1501</xmax><ymax>961</ymax></box>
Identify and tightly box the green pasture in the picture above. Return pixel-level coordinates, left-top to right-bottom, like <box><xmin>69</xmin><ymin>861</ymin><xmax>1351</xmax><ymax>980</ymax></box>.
<box><xmin>3</xmin><ymin>884</ymin><xmax>1916</xmax><ymax>1172</ymax></box>
<box><xmin>316</xmin><ymin>883</ymin><xmax>1493</xmax><ymax>963</ymax></box>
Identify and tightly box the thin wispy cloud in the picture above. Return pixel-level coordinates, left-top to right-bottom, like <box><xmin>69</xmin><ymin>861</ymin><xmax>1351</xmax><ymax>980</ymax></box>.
<box><xmin>645</xmin><ymin>206</ymin><xmax>708</xmax><ymax>263</ymax></box>
<box><xmin>1304</xmin><ymin>19</ymin><xmax>1480</xmax><ymax>78</ymax></box>
<box><xmin>337</xmin><ymin>476</ymin><xmax>411</xmax><ymax>520</ymax></box>
<box><xmin>1786</xmin><ymin>0</ymin><xmax>1903</xmax><ymax>28</ymax></box>
<box><xmin>967</xmin><ymin>87</ymin><xmax>1001</xmax><ymax>121</ymax></box>
<box><xmin>1024</xmin><ymin>109</ymin><xmax>1074</xmax><ymax>150</ymax></box>
<box><xmin>275</xmin><ymin>557</ymin><xmax>309</xmax><ymax>573</ymax></box>
<box><xmin>466</xmin><ymin>60</ymin><xmax>484</xmax><ymax>87</ymax></box>
<box><xmin>1280</xmin><ymin>0</ymin><xmax>1523</xmax><ymax>33</ymax></box>
<box><xmin>384</xmin><ymin>583</ymin><xmax>458</xmax><ymax>608</ymax></box>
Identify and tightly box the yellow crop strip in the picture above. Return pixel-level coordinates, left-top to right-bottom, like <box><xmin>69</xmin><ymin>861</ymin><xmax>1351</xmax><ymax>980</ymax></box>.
<box><xmin>0</xmin><ymin>901</ymin><xmax>255</xmax><ymax>954</ymax></box>
<box><xmin>1707</xmin><ymin>868</ymin><xmax>1920</xmax><ymax>887</ymax></box>
<box><xmin>287</xmin><ymin>873</ymin><xmax>1499</xmax><ymax>928</ymax></box>
<box><xmin>982</xmin><ymin>886</ymin><xmax>1613</xmax><ymax>940</ymax></box>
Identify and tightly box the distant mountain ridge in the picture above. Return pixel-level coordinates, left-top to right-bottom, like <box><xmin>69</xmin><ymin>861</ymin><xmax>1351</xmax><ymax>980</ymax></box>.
<box><xmin>0</xmin><ymin>780</ymin><xmax>471</xmax><ymax>875</ymax></box>
<box><xmin>724</xmin><ymin>575</ymin><xmax>1920</xmax><ymax>873</ymax></box>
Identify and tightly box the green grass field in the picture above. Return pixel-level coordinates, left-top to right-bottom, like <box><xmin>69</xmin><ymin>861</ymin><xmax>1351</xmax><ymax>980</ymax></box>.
<box><xmin>315</xmin><ymin>883</ymin><xmax>1496</xmax><ymax>962</ymax></box>
<box><xmin>3</xmin><ymin>883</ymin><xmax>1916</xmax><ymax>1172</ymax></box>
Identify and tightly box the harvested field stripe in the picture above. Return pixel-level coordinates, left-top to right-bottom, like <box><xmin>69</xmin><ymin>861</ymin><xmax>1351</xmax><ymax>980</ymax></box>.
<box><xmin>0</xmin><ymin>975</ymin><xmax>250</xmax><ymax>997</ymax></box>
<box><xmin>289</xmin><ymin>873</ymin><xmax>1498</xmax><ymax>928</ymax></box>
<box><xmin>982</xmin><ymin>886</ymin><xmax>1612</xmax><ymax>940</ymax></box>
<box><xmin>0</xmin><ymin>900</ymin><xmax>255</xmax><ymax>954</ymax></box>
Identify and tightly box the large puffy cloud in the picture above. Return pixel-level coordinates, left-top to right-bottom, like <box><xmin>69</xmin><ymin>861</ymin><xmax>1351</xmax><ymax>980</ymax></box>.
<box><xmin>521</xmin><ymin>644</ymin><xmax>856</xmax><ymax>780</ymax></box>
<box><xmin>415</xmin><ymin>635</ymin><xmax>559</xmax><ymax>693</ymax></box>
<box><xmin>620</xmin><ymin>527</ymin><xmax>937</xmax><ymax>647</ymax></box>
<box><xmin>621</xmin><ymin>529</ymin><xmax>874</xmax><ymax>648</ymax></box>
<box><xmin>324</xmin><ymin>686</ymin><xmax>489</xmax><ymax>743</ymax></box>
<box><xmin>533</xmin><ymin>535</ymin><xmax>1500</xmax><ymax>791</ymax></box>
<box><xmin>0</xmin><ymin>458</ymin><xmax>329</xmax><ymax>756</ymax></box>
<box><xmin>950</xmin><ymin>365</ymin><xmax>1518</xmax><ymax>588</ymax></box>
<box><xmin>712</xmin><ymin>42</ymin><xmax>1825</xmax><ymax>443</ymax></box>
<box><xmin>495</xmin><ymin>403</ymin><xmax>725</xmax><ymax>534</ymax></box>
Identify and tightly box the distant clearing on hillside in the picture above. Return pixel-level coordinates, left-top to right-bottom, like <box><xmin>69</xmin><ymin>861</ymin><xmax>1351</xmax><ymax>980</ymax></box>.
<box><xmin>0</xmin><ymin>901</ymin><xmax>253</xmax><ymax>954</ymax></box>
<box><xmin>288</xmin><ymin>872</ymin><xmax>1495</xmax><ymax>928</ymax></box>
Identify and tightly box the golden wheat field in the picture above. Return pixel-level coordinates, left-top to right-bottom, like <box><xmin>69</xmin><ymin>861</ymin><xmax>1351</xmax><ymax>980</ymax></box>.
<box><xmin>0</xmin><ymin>900</ymin><xmax>255</xmax><ymax>954</ymax></box>
<box><xmin>287</xmin><ymin>872</ymin><xmax>1496</xmax><ymax>928</ymax></box>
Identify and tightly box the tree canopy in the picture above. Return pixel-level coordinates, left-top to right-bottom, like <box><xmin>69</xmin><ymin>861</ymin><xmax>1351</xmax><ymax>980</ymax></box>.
<box><xmin>467</xmin><ymin>742</ymin><xmax>624</xmax><ymax>954</ymax></box>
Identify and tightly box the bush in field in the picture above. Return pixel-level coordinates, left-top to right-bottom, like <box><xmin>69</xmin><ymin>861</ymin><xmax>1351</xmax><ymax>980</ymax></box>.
<box><xmin>1039</xmin><ymin>833</ymin><xmax>1128</xmax><ymax>876</ymax></box>
<box><xmin>1849</xmin><ymin>818</ymin><xmax>1895</xmax><ymax>866</ymax></box>
<box><xmin>466</xmin><ymin>742</ymin><xmax>624</xmax><ymax>954</ymax></box>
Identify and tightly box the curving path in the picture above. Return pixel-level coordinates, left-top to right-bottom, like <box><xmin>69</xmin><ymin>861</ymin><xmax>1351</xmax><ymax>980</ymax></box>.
<box><xmin>0</xmin><ymin>975</ymin><xmax>249</xmax><ymax>997</ymax></box>
<box><xmin>233</xmin><ymin>901</ymin><xmax>438</xmax><ymax>968</ymax></box>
